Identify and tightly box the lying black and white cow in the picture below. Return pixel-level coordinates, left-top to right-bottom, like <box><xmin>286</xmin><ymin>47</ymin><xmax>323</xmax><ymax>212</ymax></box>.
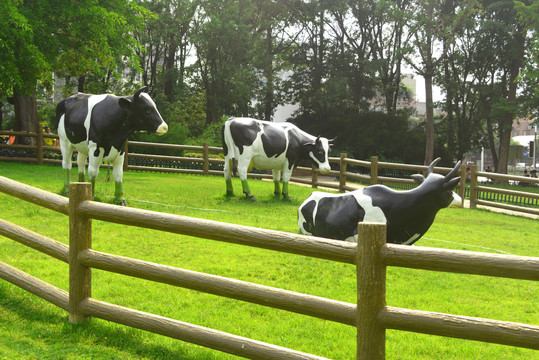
<box><xmin>56</xmin><ymin>87</ymin><xmax>168</xmax><ymax>205</ymax></box>
<box><xmin>222</xmin><ymin>117</ymin><xmax>331</xmax><ymax>200</ymax></box>
<box><xmin>298</xmin><ymin>158</ymin><xmax>462</xmax><ymax>244</ymax></box>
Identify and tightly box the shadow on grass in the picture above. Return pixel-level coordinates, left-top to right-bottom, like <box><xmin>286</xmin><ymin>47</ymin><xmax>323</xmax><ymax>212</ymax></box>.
<box><xmin>0</xmin><ymin>282</ymin><xmax>224</xmax><ymax>360</ymax></box>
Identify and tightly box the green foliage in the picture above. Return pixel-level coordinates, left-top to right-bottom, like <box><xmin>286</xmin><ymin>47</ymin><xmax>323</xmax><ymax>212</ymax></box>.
<box><xmin>130</xmin><ymin>88</ymin><xmax>206</xmax><ymax>154</ymax></box>
<box><xmin>131</xmin><ymin>122</ymin><xmax>189</xmax><ymax>156</ymax></box>
<box><xmin>186</xmin><ymin>115</ymin><xmax>228</xmax><ymax>147</ymax></box>
<box><xmin>294</xmin><ymin>109</ymin><xmax>427</xmax><ymax>164</ymax></box>
<box><xmin>0</xmin><ymin>0</ymin><xmax>49</xmax><ymax>94</ymax></box>
<box><xmin>1</xmin><ymin>0</ymin><xmax>151</xmax><ymax>95</ymax></box>
<box><xmin>37</xmin><ymin>103</ymin><xmax>57</xmax><ymax>132</ymax></box>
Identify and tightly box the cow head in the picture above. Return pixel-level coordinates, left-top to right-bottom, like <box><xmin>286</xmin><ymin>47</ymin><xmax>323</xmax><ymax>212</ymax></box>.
<box><xmin>412</xmin><ymin>158</ymin><xmax>462</xmax><ymax>208</ymax></box>
<box><xmin>307</xmin><ymin>136</ymin><xmax>331</xmax><ymax>174</ymax></box>
<box><xmin>119</xmin><ymin>87</ymin><xmax>168</xmax><ymax>135</ymax></box>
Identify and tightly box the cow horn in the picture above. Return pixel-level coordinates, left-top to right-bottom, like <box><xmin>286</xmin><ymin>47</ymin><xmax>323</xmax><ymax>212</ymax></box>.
<box><xmin>445</xmin><ymin>160</ymin><xmax>462</xmax><ymax>181</ymax></box>
<box><xmin>443</xmin><ymin>176</ymin><xmax>461</xmax><ymax>190</ymax></box>
<box><xmin>328</xmin><ymin>136</ymin><xmax>337</xmax><ymax>144</ymax></box>
<box><xmin>134</xmin><ymin>86</ymin><xmax>148</xmax><ymax>100</ymax></box>
<box><xmin>426</xmin><ymin>157</ymin><xmax>441</xmax><ymax>176</ymax></box>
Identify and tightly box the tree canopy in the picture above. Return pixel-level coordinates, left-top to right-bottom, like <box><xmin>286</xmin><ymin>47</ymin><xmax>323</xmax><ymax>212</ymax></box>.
<box><xmin>1</xmin><ymin>0</ymin><xmax>537</xmax><ymax>169</ymax></box>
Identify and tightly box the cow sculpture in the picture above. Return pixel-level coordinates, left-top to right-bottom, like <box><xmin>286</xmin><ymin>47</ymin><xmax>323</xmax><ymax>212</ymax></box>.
<box><xmin>56</xmin><ymin>87</ymin><xmax>168</xmax><ymax>205</ymax></box>
<box><xmin>222</xmin><ymin>117</ymin><xmax>332</xmax><ymax>200</ymax></box>
<box><xmin>298</xmin><ymin>158</ymin><xmax>462</xmax><ymax>244</ymax></box>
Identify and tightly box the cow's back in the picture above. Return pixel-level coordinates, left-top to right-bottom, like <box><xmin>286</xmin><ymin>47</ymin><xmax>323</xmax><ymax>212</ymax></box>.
<box><xmin>299</xmin><ymin>192</ymin><xmax>364</xmax><ymax>240</ymax></box>
<box><xmin>59</xmin><ymin>93</ymin><xmax>111</xmax><ymax>145</ymax></box>
<box><xmin>299</xmin><ymin>190</ymin><xmax>387</xmax><ymax>241</ymax></box>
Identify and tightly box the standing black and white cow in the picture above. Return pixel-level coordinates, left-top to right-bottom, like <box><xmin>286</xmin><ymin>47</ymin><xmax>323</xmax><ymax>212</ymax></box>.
<box><xmin>56</xmin><ymin>87</ymin><xmax>168</xmax><ymax>205</ymax></box>
<box><xmin>298</xmin><ymin>158</ymin><xmax>462</xmax><ymax>244</ymax></box>
<box><xmin>222</xmin><ymin>117</ymin><xmax>331</xmax><ymax>200</ymax></box>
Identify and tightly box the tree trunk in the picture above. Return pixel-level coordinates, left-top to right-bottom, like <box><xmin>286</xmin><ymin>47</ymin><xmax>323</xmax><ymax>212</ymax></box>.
<box><xmin>264</xmin><ymin>27</ymin><xmax>274</xmax><ymax>121</ymax></box>
<box><xmin>13</xmin><ymin>87</ymin><xmax>40</xmax><ymax>146</ymax></box>
<box><xmin>0</xmin><ymin>101</ymin><xmax>3</xmax><ymax>130</ymax></box>
<box><xmin>164</xmin><ymin>39</ymin><xmax>178</xmax><ymax>101</ymax></box>
<box><xmin>424</xmin><ymin>72</ymin><xmax>435</xmax><ymax>165</ymax></box>
<box><xmin>78</xmin><ymin>76</ymin><xmax>85</xmax><ymax>93</ymax></box>
<box><xmin>496</xmin><ymin>28</ymin><xmax>525</xmax><ymax>175</ymax></box>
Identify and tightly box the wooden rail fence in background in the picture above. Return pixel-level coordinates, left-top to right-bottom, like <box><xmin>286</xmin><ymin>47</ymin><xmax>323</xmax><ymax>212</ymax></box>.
<box><xmin>0</xmin><ymin>177</ymin><xmax>538</xmax><ymax>359</ymax></box>
<box><xmin>1</xmin><ymin>130</ymin><xmax>538</xmax><ymax>215</ymax></box>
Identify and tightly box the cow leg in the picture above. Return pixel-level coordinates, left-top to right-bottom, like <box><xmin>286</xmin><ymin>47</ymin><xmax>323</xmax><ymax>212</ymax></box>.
<box><xmin>237</xmin><ymin>158</ymin><xmax>255</xmax><ymax>200</ymax></box>
<box><xmin>272</xmin><ymin>170</ymin><xmax>281</xmax><ymax>196</ymax></box>
<box><xmin>59</xmin><ymin>142</ymin><xmax>74</xmax><ymax>196</ymax></box>
<box><xmin>223</xmin><ymin>158</ymin><xmax>234</xmax><ymax>196</ymax></box>
<box><xmin>87</xmin><ymin>153</ymin><xmax>103</xmax><ymax>199</ymax></box>
<box><xmin>111</xmin><ymin>154</ymin><xmax>127</xmax><ymax>206</ymax></box>
<box><xmin>281</xmin><ymin>168</ymin><xmax>293</xmax><ymax>200</ymax></box>
<box><xmin>77</xmin><ymin>152</ymin><xmax>87</xmax><ymax>182</ymax></box>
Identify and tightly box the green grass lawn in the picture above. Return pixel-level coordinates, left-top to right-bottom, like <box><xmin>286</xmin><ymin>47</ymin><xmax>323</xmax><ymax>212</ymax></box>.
<box><xmin>0</xmin><ymin>162</ymin><xmax>538</xmax><ymax>360</ymax></box>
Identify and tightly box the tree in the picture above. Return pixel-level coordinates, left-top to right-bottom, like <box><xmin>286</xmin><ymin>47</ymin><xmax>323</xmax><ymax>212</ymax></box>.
<box><xmin>406</xmin><ymin>0</ymin><xmax>472</xmax><ymax>165</ymax></box>
<box><xmin>361</xmin><ymin>0</ymin><xmax>415</xmax><ymax>112</ymax></box>
<box><xmin>475</xmin><ymin>0</ymin><xmax>527</xmax><ymax>174</ymax></box>
<box><xmin>135</xmin><ymin>0</ymin><xmax>199</xmax><ymax>100</ymax></box>
<box><xmin>515</xmin><ymin>0</ymin><xmax>539</xmax><ymax>123</ymax></box>
<box><xmin>251</xmin><ymin>0</ymin><xmax>297</xmax><ymax>121</ymax></box>
<box><xmin>191</xmin><ymin>0</ymin><xmax>260</xmax><ymax>124</ymax></box>
<box><xmin>0</xmin><ymin>0</ymin><xmax>150</xmax><ymax>143</ymax></box>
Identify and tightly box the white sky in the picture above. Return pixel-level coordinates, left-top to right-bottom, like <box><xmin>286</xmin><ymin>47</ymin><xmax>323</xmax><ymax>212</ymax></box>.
<box><xmin>413</xmin><ymin>76</ymin><xmax>444</xmax><ymax>103</ymax></box>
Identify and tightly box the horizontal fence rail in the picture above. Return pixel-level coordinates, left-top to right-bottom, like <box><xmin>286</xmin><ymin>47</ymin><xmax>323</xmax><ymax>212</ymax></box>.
<box><xmin>79</xmin><ymin>297</ymin><xmax>331</xmax><ymax>360</ymax></box>
<box><xmin>79</xmin><ymin>249</ymin><xmax>357</xmax><ymax>326</ymax></box>
<box><xmin>380</xmin><ymin>244</ymin><xmax>539</xmax><ymax>281</ymax></box>
<box><xmin>378</xmin><ymin>306</ymin><xmax>539</xmax><ymax>350</ymax></box>
<box><xmin>76</xmin><ymin>200</ymin><xmax>357</xmax><ymax>264</ymax></box>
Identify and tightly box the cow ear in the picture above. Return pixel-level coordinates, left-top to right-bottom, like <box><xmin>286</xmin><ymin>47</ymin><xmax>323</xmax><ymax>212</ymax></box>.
<box><xmin>119</xmin><ymin>98</ymin><xmax>132</xmax><ymax>109</ymax></box>
<box><xmin>411</xmin><ymin>174</ymin><xmax>425</xmax><ymax>185</ymax></box>
<box><xmin>443</xmin><ymin>177</ymin><xmax>461</xmax><ymax>190</ymax></box>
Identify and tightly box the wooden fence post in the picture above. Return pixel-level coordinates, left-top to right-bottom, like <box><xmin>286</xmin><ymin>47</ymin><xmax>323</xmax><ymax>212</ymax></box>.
<box><xmin>457</xmin><ymin>163</ymin><xmax>466</xmax><ymax>208</ymax></box>
<box><xmin>470</xmin><ymin>165</ymin><xmax>478</xmax><ymax>209</ymax></box>
<box><xmin>123</xmin><ymin>141</ymin><xmax>129</xmax><ymax>172</ymax></box>
<box><xmin>311</xmin><ymin>164</ymin><xmax>318</xmax><ymax>189</ymax></box>
<box><xmin>37</xmin><ymin>130</ymin><xmax>43</xmax><ymax>165</ymax></box>
<box><xmin>339</xmin><ymin>153</ymin><xmax>347</xmax><ymax>192</ymax></box>
<box><xmin>203</xmin><ymin>142</ymin><xmax>209</xmax><ymax>176</ymax></box>
<box><xmin>370</xmin><ymin>156</ymin><xmax>379</xmax><ymax>185</ymax></box>
<box><xmin>356</xmin><ymin>222</ymin><xmax>386</xmax><ymax>360</ymax></box>
<box><xmin>68</xmin><ymin>182</ymin><xmax>92</xmax><ymax>323</ymax></box>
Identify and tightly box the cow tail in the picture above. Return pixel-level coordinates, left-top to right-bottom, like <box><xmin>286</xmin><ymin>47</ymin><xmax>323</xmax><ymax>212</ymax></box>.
<box><xmin>221</xmin><ymin>123</ymin><xmax>229</xmax><ymax>157</ymax></box>
<box><xmin>56</xmin><ymin>99</ymin><xmax>66</xmax><ymax>127</ymax></box>
<box><xmin>222</xmin><ymin>121</ymin><xmax>238</xmax><ymax>175</ymax></box>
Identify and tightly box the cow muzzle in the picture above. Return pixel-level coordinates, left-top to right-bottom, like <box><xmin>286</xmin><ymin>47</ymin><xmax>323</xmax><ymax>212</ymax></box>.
<box><xmin>449</xmin><ymin>193</ymin><xmax>462</xmax><ymax>207</ymax></box>
<box><xmin>156</xmin><ymin>122</ymin><xmax>168</xmax><ymax>135</ymax></box>
<box><xmin>318</xmin><ymin>163</ymin><xmax>331</xmax><ymax>175</ymax></box>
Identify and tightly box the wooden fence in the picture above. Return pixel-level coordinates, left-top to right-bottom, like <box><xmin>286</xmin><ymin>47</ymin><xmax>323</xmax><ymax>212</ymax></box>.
<box><xmin>0</xmin><ymin>176</ymin><xmax>538</xmax><ymax>359</ymax></box>
<box><xmin>1</xmin><ymin>130</ymin><xmax>538</xmax><ymax>215</ymax></box>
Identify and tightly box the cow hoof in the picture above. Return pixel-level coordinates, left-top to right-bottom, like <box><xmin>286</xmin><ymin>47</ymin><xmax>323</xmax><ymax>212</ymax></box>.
<box><xmin>114</xmin><ymin>198</ymin><xmax>127</xmax><ymax>206</ymax></box>
<box><xmin>282</xmin><ymin>194</ymin><xmax>291</xmax><ymax>200</ymax></box>
<box><xmin>245</xmin><ymin>194</ymin><xmax>256</xmax><ymax>201</ymax></box>
<box><xmin>226</xmin><ymin>191</ymin><xmax>234</xmax><ymax>197</ymax></box>
<box><xmin>274</xmin><ymin>191</ymin><xmax>281</xmax><ymax>196</ymax></box>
